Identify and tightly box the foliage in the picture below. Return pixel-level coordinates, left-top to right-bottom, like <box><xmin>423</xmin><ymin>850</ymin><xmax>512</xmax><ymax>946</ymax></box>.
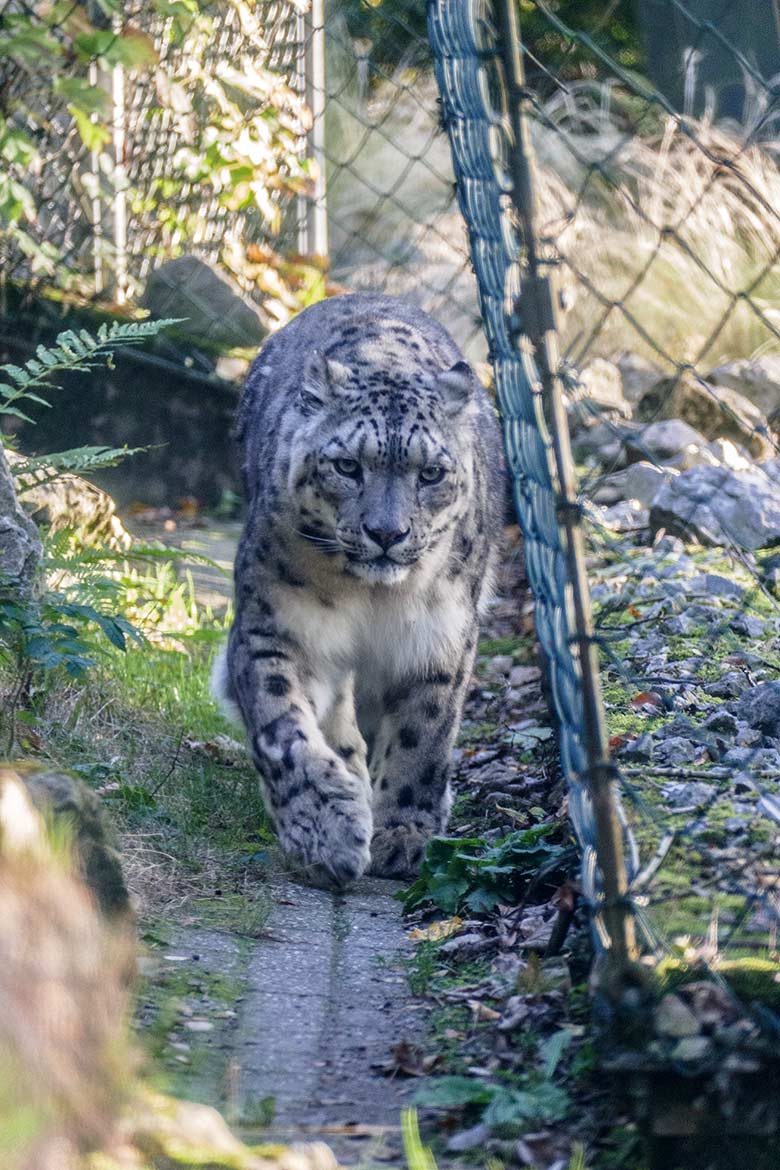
<box><xmin>400</xmin><ymin>825</ymin><xmax>568</xmax><ymax>915</ymax></box>
<box><xmin>333</xmin><ymin>0</ymin><xmax>641</xmax><ymax>77</ymax></box>
<box><xmin>0</xmin><ymin>0</ymin><xmax>322</xmax><ymax>327</ymax></box>
<box><xmin>0</xmin><ymin>319</ymin><xmax>179</xmax><ymax>424</ymax></box>
<box><xmin>0</xmin><ymin>318</ymin><xmax>180</xmax><ymax>679</ymax></box>
<box><xmin>415</xmin><ymin>1029</ymin><xmax>572</xmax><ymax>1136</ymax></box>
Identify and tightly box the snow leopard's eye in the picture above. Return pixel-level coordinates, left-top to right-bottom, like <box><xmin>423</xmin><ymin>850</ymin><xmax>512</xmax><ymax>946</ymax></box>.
<box><xmin>419</xmin><ymin>465</ymin><xmax>445</xmax><ymax>485</ymax></box>
<box><xmin>333</xmin><ymin>457</ymin><xmax>361</xmax><ymax>479</ymax></box>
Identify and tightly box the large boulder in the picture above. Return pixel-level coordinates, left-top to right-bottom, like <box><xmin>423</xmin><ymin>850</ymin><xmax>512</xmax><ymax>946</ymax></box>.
<box><xmin>637</xmin><ymin>370</ymin><xmax>773</xmax><ymax>459</ymax></box>
<box><xmin>10</xmin><ymin>764</ymin><xmax>130</xmax><ymax>920</ymax></box>
<box><xmin>650</xmin><ymin>463</ymin><xmax>780</xmax><ymax>550</ymax></box>
<box><xmin>142</xmin><ymin>256</ymin><xmax>266</xmax><ymax>350</ymax></box>
<box><xmin>11</xmin><ymin>453</ymin><xmax>132</xmax><ymax>551</ymax></box>
<box><xmin>709</xmin><ymin>355</ymin><xmax>780</xmax><ymax>422</ymax></box>
<box><xmin>0</xmin><ymin>445</ymin><xmax>41</xmax><ymax>600</ymax></box>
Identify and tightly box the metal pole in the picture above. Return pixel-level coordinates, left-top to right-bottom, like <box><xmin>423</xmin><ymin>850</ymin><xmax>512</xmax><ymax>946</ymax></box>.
<box><xmin>496</xmin><ymin>0</ymin><xmax>637</xmax><ymax>983</ymax></box>
<box><xmin>304</xmin><ymin>0</ymin><xmax>328</xmax><ymax>259</ymax></box>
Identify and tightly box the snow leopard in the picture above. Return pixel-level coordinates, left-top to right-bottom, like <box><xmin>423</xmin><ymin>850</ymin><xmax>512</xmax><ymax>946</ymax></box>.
<box><xmin>214</xmin><ymin>293</ymin><xmax>503</xmax><ymax>886</ymax></box>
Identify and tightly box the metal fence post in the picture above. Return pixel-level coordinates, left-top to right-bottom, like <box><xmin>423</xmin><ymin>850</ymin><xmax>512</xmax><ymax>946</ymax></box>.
<box><xmin>495</xmin><ymin>0</ymin><xmax>637</xmax><ymax>983</ymax></box>
<box><xmin>298</xmin><ymin>0</ymin><xmax>328</xmax><ymax>259</ymax></box>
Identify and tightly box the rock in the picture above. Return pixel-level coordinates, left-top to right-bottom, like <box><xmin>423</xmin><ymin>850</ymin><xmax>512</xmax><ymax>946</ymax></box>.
<box><xmin>574</xmin><ymin>359</ymin><xmax>631</xmax><ymax>419</ymax></box>
<box><xmin>702</xmin><ymin>710</ymin><xmax>738</xmax><ymax>735</ymax></box>
<box><xmin>704</xmin><ymin>671</ymin><xmax>750</xmax><ymax>699</ymax></box>
<box><xmin>572</xmin><ymin>420</ymin><xmax>639</xmax><ymax>467</ymax></box>
<box><xmin>142</xmin><ymin>256</ymin><xmax>266</xmax><ymax>350</ymax></box>
<box><xmin>710</xmin><ymin>355</ymin><xmax>780</xmax><ymax>421</ymax></box>
<box><xmin>654</xmin><ymin>737</ymin><xmax>698</xmax><ymax>765</ymax></box>
<box><xmin>655</xmin><ymin>993</ymin><xmax>701</xmax><ymax>1037</ymax></box>
<box><xmin>508</xmin><ymin>665</ymin><xmax>541</xmax><ymax>688</ymax></box>
<box><xmin>0</xmin><ymin>445</ymin><xmax>41</xmax><ymax>600</ymax></box>
<box><xmin>593</xmin><ymin>461</ymin><xmax>676</xmax><ymax>507</ymax></box>
<box><xmin>485</xmin><ymin>655</ymin><xmax>514</xmax><ymax>680</ymax></box>
<box><xmin>617</xmin><ymin>352</ymin><xmax>665</xmax><ymax>404</ymax></box>
<box><xmin>688</xmin><ymin>573</ymin><xmax>744</xmax><ymax>599</ymax></box>
<box><xmin>650</xmin><ymin>464</ymin><xmax>780</xmax><ymax>550</ymax></box>
<box><xmin>15</xmin><ymin>766</ymin><xmax>130</xmax><ymax>919</ymax></box>
<box><xmin>708</xmin><ymin>438</ymin><xmax>753</xmax><ymax>470</ymax></box>
<box><xmin>595</xmin><ymin>499</ymin><xmax>649</xmax><ymax>532</ymax></box>
<box><xmin>625</xmin><ymin>419</ymin><xmax>719</xmax><ymax>470</ymax></box>
<box><xmin>670</xmin><ymin>1036</ymin><xmax>713</xmax><ymax>1063</ymax></box>
<box><xmin>738</xmin><ymin>682</ymin><xmax>780</xmax><ymax>736</ymax></box>
<box><xmin>10</xmin><ymin>452</ymin><xmax>132</xmax><ymax>550</ymax></box>
<box><xmin>447</xmin><ymin>1123</ymin><xmax>492</xmax><ymax>1152</ymax></box>
<box><xmin>638</xmin><ymin>370</ymin><xmax>773</xmax><ymax>459</ymax></box>
<box><xmin>661</xmin><ymin>781</ymin><xmax>715</xmax><ymax>807</ymax></box>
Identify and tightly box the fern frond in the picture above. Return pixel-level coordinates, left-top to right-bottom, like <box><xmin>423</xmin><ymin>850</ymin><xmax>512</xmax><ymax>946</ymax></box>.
<box><xmin>13</xmin><ymin>446</ymin><xmax>146</xmax><ymax>494</ymax></box>
<box><xmin>0</xmin><ymin>318</ymin><xmax>182</xmax><ymax>422</ymax></box>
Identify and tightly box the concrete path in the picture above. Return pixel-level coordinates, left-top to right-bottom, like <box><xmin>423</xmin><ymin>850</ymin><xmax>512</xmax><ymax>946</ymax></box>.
<box><xmin>165</xmin><ymin>871</ymin><xmax>421</xmax><ymax>1167</ymax></box>
<box><xmin>146</xmin><ymin>523</ymin><xmax>423</xmax><ymax>1165</ymax></box>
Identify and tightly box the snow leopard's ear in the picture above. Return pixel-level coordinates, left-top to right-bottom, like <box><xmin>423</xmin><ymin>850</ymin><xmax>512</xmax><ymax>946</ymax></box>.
<box><xmin>300</xmin><ymin>351</ymin><xmax>351</xmax><ymax>414</ymax></box>
<box><xmin>436</xmin><ymin>359</ymin><xmax>474</xmax><ymax>417</ymax></box>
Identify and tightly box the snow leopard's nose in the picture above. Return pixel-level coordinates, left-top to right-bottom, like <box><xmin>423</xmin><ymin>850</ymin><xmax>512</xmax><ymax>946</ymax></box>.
<box><xmin>363</xmin><ymin>523</ymin><xmax>410</xmax><ymax>551</ymax></box>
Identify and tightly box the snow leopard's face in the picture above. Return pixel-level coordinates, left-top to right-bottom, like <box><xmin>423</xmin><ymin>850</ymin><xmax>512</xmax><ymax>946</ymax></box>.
<box><xmin>288</xmin><ymin>337</ymin><xmax>477</xmax><ymax>585</ymax></box>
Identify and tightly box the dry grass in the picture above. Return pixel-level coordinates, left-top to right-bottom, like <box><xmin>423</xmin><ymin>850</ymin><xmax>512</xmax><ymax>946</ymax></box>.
<box><xmin>327</xmin><ymin>41</ymin><xmax>780</xmax><ymax>372</ymax></box>
<box><xmin>535</xmin><ymin>83</ymin><xmax>780</xmax><ymax>370</ymax></box>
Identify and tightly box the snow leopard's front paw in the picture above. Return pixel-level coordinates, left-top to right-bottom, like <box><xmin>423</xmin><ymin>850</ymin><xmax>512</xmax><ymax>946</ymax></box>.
<box><xmin>368</xmin><ymin>824</ymin><xmax>430</xmax><ymax>879</ymax></box>
<box><xmin>278</xmin><ymin>796</ymin><xmax>372</xmax><ymax>890</ymax></box>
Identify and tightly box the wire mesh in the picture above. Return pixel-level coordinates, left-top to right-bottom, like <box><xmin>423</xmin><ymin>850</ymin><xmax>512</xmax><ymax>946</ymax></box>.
<box><xmin>426</xmin><ymin>0</ymin><xmax>780</xmax><ymax>1123</ymax></box>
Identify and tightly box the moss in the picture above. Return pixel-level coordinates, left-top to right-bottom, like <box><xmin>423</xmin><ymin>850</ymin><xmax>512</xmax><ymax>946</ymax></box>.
<box><xmin>656</xmin><ymin>956</ymin><xmax>780</xmax><ymax>1008</ymax></box>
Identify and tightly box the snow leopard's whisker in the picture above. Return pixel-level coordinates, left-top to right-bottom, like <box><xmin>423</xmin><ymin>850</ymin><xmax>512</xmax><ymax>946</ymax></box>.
<box><xmin>295</xmin><ymin>528</ymin><xmax>342</xmax><ymax>550</ymax></box>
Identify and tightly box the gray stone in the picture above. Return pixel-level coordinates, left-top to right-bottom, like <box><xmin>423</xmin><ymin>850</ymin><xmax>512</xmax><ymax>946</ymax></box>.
<box><xmin>575</xmin><ymin>359</ymin><xmax>631</xmax><ymax>418</ymax></box>
<box><xmin>688</xmin><ymin>573</ymin><xmax>744</xmax><ymax>599</ymax></box>
<box><xmin>704</xmin><ymin>671</ymin><xmax>750</xmax><ymax>698</ymax></box>
<box><xmin>0</xmin><ymin>445</ymin><xmax>41</xmax><ymax>600</ymax></box>
<box><xmin>710</xmin><ymin>355</ymin><xmax>780</xmax><ymax>421</ymax></box>
<box><xmin>731</xmin><ymin>614</ymin><xmax>765</xmax><ymax>638</ymax></box>
<box><xmin>738</xmin><ymin>682</ymin><xmax>780</xmax><ymax>736</ymax></box>
<box><xmin>655</xmin><ymin>994</ymin><xmax>701</xmax><ymax>1037</ymax></box>
<box><xmin>650</xmin><ymin>464</ymin><xmax>780</xmax><ymax>550</ymax></box>
<box><xmin>142</xmin><ymin>256</ymin><xmax>266</xmax><ymax>350</ymax></box>
<box><xmin>702</xmin><ymin>710</ymin><xmax>738</xmax><ymax>735</ymax></box>
<box><xmin>654</xmin><ymin>737</ymin><xmax>698</xmax><ymax>765</ymax></box>
<box><xmin>624</xmin><ymin>460</ymin><xmax>677</xmax><ymax>506</ymax></box>
<box><xmin>661</xmin><ymin>781</ymin><xmax>715</xmax><ymax>807</ymax></box>
<box><xmin>638</xmin><ymin>370</ymin><xmax>773</xmax><ymax>460</ymax></box>
<box><xmin>616</xmin><ymin>352</ymin><xmax>665</xmax><ymax>404</ymax></box>
<box><xmin>708</xmin><ymin>438</ymin><xmax>753</xmax><ymax>471</ymax></box>
<box><xmin>572</xmin><ymin>420</ymin><xmax>638</xmax><ymax>467</ymax></box>
<box><xmin>14</xmin><ymin>767</ymin><xmax>130</xmax><ymax>919</ymax></box>
<box><xmin>10</xmin><ymin>452</ymin><xmax>132</xmax><ymax>551</ymax></box>
<box><xmin>670</xmin><ymin>1036</ymin><xmax>713</xmax><ymax>1063</ymax></box>
<box><xmin>626</xmin><ymin>419</ymin><xmax>719</xmax><ymax>470</ymax></box>
<box><xmin>595</xmin><ymin>499</ymin><xmax>649</xmax><ymax>532</ymax></box>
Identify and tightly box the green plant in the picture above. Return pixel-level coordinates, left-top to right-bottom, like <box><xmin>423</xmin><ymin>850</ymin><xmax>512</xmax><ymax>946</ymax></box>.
<box><xmin>0</xmin><ymin>319</ymin><xmax>179</xmax><ymax>424</ymax></box>
<box><xmin>400</xmin><ymin>825</ymin><xmax>569</xmax><ymax>915</ymax></box>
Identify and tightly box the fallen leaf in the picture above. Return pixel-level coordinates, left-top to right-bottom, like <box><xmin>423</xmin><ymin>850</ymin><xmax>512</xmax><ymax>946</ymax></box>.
<box><xmin>407</xmin><ymin>916</ymin><xmax>464</xmax><ymax>942</ymax></box>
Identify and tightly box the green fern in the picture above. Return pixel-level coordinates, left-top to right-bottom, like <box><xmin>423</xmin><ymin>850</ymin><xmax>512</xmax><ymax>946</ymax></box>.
<box><xmin>0</xmin><ymin>318</ymin><xmax>181</xmax><ymax>423</ymax></box>
<box><xmin>12</xmin><ymin>445</ymin><xmax>147</xmax><ymax>494</ymax></box>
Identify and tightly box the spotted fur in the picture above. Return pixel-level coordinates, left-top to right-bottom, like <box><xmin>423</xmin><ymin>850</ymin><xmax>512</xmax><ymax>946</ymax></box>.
<box><xmin>214</xmin><ymin>294</ymin><xmax>503</xmax><ymax>886</ymax></box>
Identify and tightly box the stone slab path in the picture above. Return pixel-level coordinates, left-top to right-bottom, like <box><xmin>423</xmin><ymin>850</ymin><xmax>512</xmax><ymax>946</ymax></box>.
<box><xmin>167</xmin><ymin>871</ymin><xmax>420</xmax><ymax>1166</ymax></box>
<box><xmin>139</xmin><ymin>521</ymin><xmax>425</xmax><ymax>1165</ymax></box>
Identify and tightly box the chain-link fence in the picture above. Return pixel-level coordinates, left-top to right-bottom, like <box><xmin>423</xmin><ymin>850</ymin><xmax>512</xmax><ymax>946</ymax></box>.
<box><xmin>426</xmin><ymin>0</ymin><xmax>780</xmax><ymax>1155</ymax></box>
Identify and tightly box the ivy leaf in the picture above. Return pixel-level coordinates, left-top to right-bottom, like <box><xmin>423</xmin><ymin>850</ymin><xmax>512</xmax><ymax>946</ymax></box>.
<box><xmin>55</xmin><ymin>76</ymin><xmax>110</xmax><ymax>116</ymax></box>
<box><xmin>69</xmin><ymin>105</ymin><xmax>111</xmax><ymax>152</ymax></box>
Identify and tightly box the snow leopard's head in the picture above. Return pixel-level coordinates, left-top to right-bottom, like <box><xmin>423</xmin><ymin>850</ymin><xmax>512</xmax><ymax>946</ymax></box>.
<box><xmin>288</xmin><ymin>324</ymin><xmax>478</xmax><ymax>585</ymax></box>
